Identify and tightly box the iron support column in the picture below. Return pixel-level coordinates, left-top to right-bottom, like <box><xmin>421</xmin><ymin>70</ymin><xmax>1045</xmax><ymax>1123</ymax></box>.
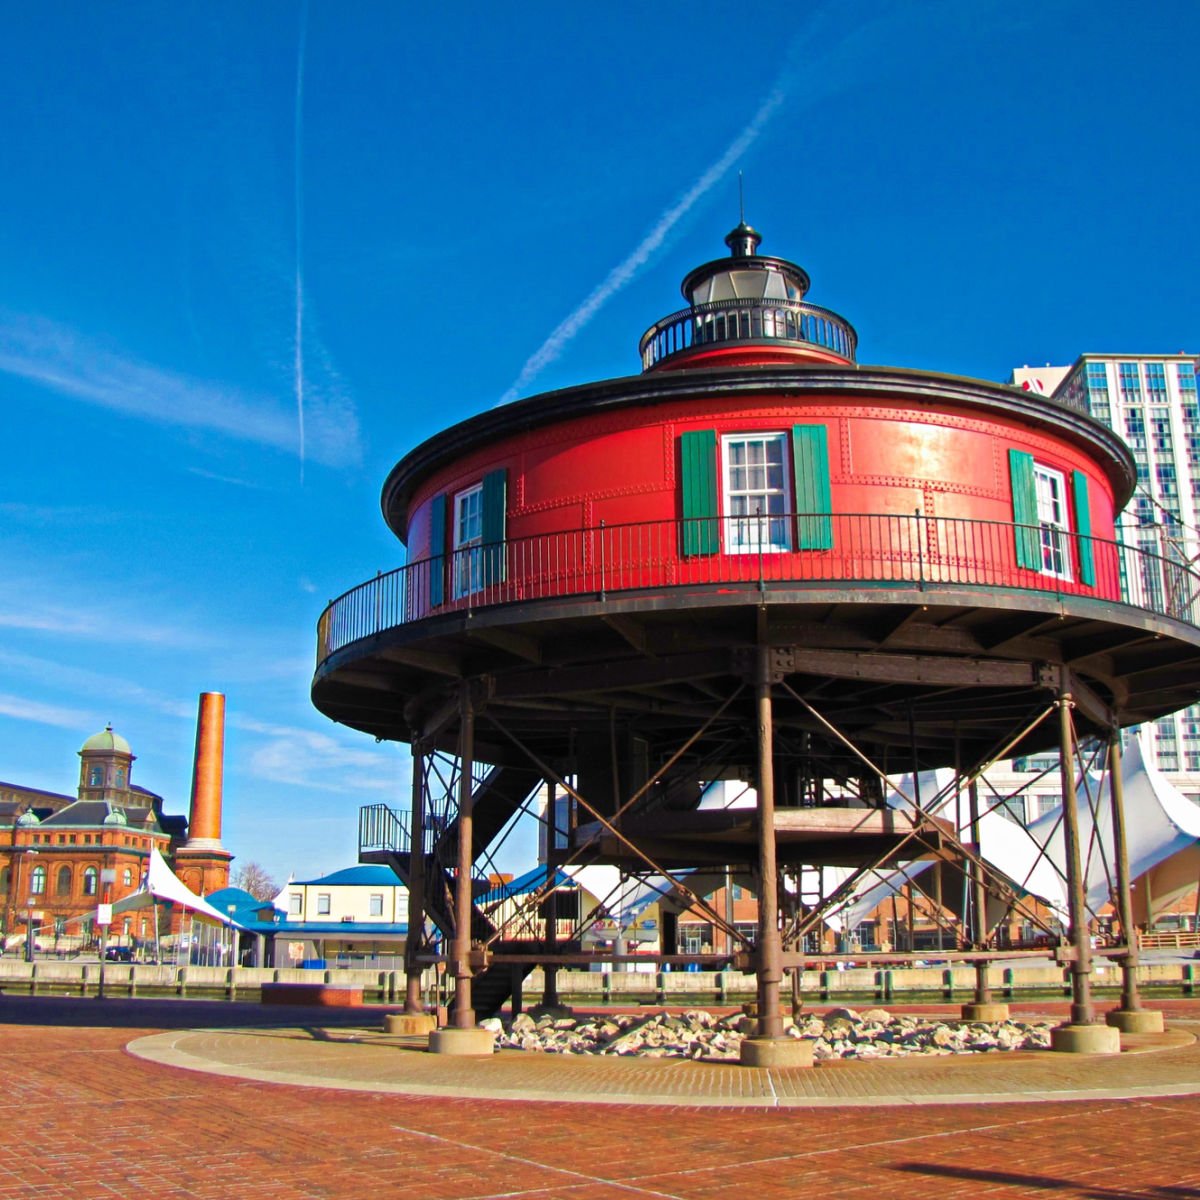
<box><xmin>754</xmin><ymin>644</ymin><xmax>783</xmax><ymax>1039</ymax></box>
<box><xmin>404</xmin><ymin>740</ymin><xmax>428</xmax><ymax>1015</ymax></box>
<box><xmin>1058</xmin><ymin>689</ymin><xmax>1095</xmax><ymax>1025</ymax></box>
<box><xmin>1109</xmin><ymin>730</ymin><xmax>1143</xmax><ymax>1012</ymax></box>
<box><xmin>542</xmin><ymin>780</ymin><xmax>559</xmax><ymax>1007</ymax></box>
<box><xmin>969</xmin><ymin>779</ymin><xmax>992</xmax><ymax>1005</ymax></box>
<box><xmin>452</xmin><ymin>689</ymin><xmax>476</xmax><ymax>1029</ymax></box>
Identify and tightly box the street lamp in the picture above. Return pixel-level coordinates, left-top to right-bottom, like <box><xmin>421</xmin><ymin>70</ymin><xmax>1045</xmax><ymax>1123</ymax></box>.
<box><xmin>96</xmin><ymin>867</ymin><xmax>116</xmax><ymax>1000</ymax></box>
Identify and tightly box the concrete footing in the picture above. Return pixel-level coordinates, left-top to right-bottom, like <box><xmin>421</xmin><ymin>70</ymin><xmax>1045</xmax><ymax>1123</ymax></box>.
<box><xmin>428</xmin><ymin>1026</ymin><xmax>496</xmax><ymax>1057</ymax></box>
<box><xmin>1106</xmin><ymin>1008</ymin><xmax>1165</xmax><ymax>1034</ymax></box>
<box><xmin>1050</xmin><ymin>1022</ymin><xmax>1122</xmax><ymax>1055</ymax></box>
<box><xmin>384</xmin><ymin>1013</ymin><xmax>438</xmax><ymax>1036</ymax></box>
<box><xmin>960</xmin><ymin>1002</ymin><xmax>1010</xmax><ymax>1022</ymax></box>
<box><xmin>740</xmin><ymin>1036</ymin><xmax>814</xmax><ymax>1068</ymax></box>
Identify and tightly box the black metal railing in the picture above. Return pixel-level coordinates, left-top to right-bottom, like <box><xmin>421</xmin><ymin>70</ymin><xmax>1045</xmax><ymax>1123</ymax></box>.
<box><xmin>639</xmin><ymin>297</ymin><xmax>858</xmax><ymax>369</ymax></box>
<box><xmin>318</xmin><ymin>513</ymin><xmax>1200</xmax><ymax>667</ymax></box>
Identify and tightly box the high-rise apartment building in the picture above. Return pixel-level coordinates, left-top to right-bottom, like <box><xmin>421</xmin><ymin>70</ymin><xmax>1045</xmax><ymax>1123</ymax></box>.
<box><xmin>993</xmin><ymin>355</ymin><xmax>1200</xmax><ymax>819</ymax></box>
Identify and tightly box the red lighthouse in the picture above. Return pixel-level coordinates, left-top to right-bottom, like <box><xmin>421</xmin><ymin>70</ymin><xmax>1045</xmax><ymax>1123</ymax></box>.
<box><xmin>315</xmin><ymin>225</ymin><xmax>1200</xmax><ymax>1058</ymax></box>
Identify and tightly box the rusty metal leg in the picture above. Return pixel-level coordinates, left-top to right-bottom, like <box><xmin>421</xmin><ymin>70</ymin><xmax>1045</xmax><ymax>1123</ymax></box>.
<box><xmin>542</xmin><ymin>781</ymin><xmax>559</xmax><ymax>1007</ymax></box>
<box><xmin>1051</xmin><ymin>683</ymin><xmax>1118</xmax><ymax>1053</ymax></box>
<box><xmin>755</xmin><ymin>645</ymin><xmax>782</xmax><ymax>1040</ymax></box>
<box><xmin>1106</xmin><ymin>729</ymin><xmax>1163</xmax><ymax>1033</ymax></box>
<box><xmin>453</xmin><ymin>689</ymin><xmax>476</xmax><ymax>1029</ymax></box>
<box><xmin>962</xmin><ymin>778</ymin><xmax>1007</xmax><ymax>1020</ymax></box>
<box><xmin>740</xmin><ymin>642</ymin><xmax>809</xmax><ymax>1068</ymax></box>
<box><xmin>404</xmin><ymin>740</ymin><xmax>427</xmax><ymax>1015</ymax></box>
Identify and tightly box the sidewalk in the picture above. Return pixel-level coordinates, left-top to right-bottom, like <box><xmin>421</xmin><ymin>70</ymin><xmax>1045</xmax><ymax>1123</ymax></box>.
<box><xmin>4</xmin><ymin>994</ymin><xmax>1200</xmax><ymax>1198</ymax></box>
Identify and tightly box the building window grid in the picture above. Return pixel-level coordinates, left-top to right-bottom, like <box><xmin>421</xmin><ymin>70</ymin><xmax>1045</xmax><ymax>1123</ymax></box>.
<box><xmin>317</xmin><ymin>893</ymin><xmax>331</xmax><ymax>915</ymax></box>
<box><xmin>1145</xmin><ymin>362</ymin><xmax>1168</xmax><ymax>402</ymax></box>
<box><xmin>1118</xmin><ymin>362</ymin><xmax>1142</xmax><ymax>402</ymax></box>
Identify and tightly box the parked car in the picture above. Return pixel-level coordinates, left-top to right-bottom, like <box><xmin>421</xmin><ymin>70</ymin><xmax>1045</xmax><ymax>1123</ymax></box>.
<box><xmin>104</xmin><ymin>946</ymin><xmax>134</xmax><ymax>962</ymax></box>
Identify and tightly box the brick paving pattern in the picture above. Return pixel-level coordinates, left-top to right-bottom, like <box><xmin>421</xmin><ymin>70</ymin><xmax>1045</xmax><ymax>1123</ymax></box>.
<box><xmin>4</xmin><ymin>994</ymin><xmax>1200</xmax><ymax>1198</ymax></box>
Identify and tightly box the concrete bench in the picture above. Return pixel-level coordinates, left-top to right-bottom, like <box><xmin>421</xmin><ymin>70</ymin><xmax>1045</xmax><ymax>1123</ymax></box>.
<box><xmin>260</xmin><ymin>982</ymin><xmax>363</xmax><ymax>1007</ymax></box>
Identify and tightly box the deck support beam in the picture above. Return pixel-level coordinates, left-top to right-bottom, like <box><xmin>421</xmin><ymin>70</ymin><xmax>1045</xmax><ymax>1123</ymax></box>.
<box><xmin>404</xmin><ymin>740</ymin><xmax>428</xmax><ymax>1015</ymax></box>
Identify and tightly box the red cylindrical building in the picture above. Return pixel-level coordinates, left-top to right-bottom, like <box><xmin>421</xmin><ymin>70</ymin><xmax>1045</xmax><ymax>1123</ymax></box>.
<box><xmin>314</xmin><ymin>225</ymin><xmax>1200</xmax><ymax>1047</ymax></box>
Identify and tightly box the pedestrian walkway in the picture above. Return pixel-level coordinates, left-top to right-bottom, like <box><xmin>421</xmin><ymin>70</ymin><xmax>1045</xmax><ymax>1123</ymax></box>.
<box><xmin>130</xmin><ymin>1015</ymin><xmax>1200</xmax><ymax>1108</ymax></box>
<box><xmin>6</xmin><ymin>994</ymin><xmax>1200</xmax><ymax>1199</ymax></box>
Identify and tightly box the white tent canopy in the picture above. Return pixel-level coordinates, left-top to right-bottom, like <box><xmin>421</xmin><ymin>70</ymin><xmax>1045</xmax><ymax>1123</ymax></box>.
<box><xmin>825</xmin><ymin>732</ymin><xmax>1200</xmax><ymax>932</ymax></box>
<box><xmin>112</xmin><ymin>847</ymin><xmax>239</xmax><ymax>927</ymax></box>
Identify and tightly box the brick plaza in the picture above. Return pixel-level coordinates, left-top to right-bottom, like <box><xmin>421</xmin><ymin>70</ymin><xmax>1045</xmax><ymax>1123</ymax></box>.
<box><xmin>4</xmin><ymin>994</ymin><xmax>1200</xmax><ymax>1198</ymax></box>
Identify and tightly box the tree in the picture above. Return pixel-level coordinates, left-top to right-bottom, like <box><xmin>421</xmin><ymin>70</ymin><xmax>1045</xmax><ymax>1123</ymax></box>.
<box><xmin>232</xmin><ymin>862</ymin><xmax>279</xmax><ymax>902</ymax></box>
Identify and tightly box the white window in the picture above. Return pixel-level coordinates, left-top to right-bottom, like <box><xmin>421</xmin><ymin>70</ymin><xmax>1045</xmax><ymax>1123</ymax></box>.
<box><xmin>317</xmin><ymin>893</ymin><xmax>331</xmax><ymax>915</ymax></box>
<box><xmin>1033</xmin><ymin>464</ymin><xmax>1072</xmax><ymax>579</ymax></box>
<box><xmin>369</xmin><ymin>893</ymin><xmax>384</xmax><ymax>917</ymax></box>
<box><xmin>453</xmin><ymin>483</ymin><xmax>484</xmax><ymax>598</ymax></box>
<box><xmin>722</xmin><ymin>434</ymin><xmax>792</xmax><ymax>552</ymax></box>
<box><xmin>288</xmin><ymin>893</ymin><xmax>302</xmax><ymax>915</ymax></box>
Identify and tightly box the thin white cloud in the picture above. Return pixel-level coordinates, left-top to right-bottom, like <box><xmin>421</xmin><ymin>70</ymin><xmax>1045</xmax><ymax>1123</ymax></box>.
<box><xmin>293</xmin><ymin>0</ymin><xmax>310</xmax><ymax>477</ymax></box>
<box><xmin>0</xmin><ymin>692</ymin><xmax>92</xmax><ymax>731</ymax></box>
<box><xmin>236</xmin><ymin>713</ymin><xmax>399</xmax><ymax>795</ymax></box>
<box><xmin>0</xmin><ymin>314</ymin><xmax>360</xmax><ymax>468</ymax></box>
<box><xmin>0</xmin><ymin>594</ymin><xmax>209</xmax><ymax>651</ymax></box>
<box><xmin>495</xmin><ymin>85</ymin><xmax>787</xmax><ymax>407</ymax></box>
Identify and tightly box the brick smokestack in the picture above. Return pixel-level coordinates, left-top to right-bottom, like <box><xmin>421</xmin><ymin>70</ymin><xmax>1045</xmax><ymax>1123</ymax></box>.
<box><xmin>186</xmin><ymin>692</ymin><xmax>225</xmax><ymax>849</ymax></box>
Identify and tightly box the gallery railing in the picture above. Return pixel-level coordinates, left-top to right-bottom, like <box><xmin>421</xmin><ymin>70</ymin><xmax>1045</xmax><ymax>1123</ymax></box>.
<box><xmin>318</xmin><ymin>513</ymin><xmax>1200</xmax><ymax>666</ymax></box>
<box><xmin>639</xmin><ymin>296</ymin><xmax>858</xmax><ymax>369</ymax></box>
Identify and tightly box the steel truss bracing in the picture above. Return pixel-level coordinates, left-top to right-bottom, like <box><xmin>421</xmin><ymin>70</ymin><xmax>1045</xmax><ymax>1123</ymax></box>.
<box><xmin>326</xmin><ymin>586</ymin><xmax>1200</xmax><ymax>1031</ymax></box>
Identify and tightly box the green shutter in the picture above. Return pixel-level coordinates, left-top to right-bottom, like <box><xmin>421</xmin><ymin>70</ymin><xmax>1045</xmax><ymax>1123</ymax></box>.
<box><xmin>1009</xmin><ymin>449</ymin><xmax>1040</xmax><ymax>570</ymax></box>
<box><xmin>428</xmin><ymin>493</ymin><xmax>446</xmax><ymax>606</ymax></box>
<box><xmin>680</xmin><ymin>430</ymin><xmax>719</xmax><ymax>555</ymax></box>
<box><xmin>480</xmin><ymin>468</ymin><xmax>507</xmax><ymax>585</ymax></box>
<box><xmin>792</xmin><ymin>425</ymin><xmax>833</xmax><ymax>549</ymax></box>
<box><xmin>1073</xmin><ymin>470</ymin><xmax>1095</xmax><ymax>586</ymax></box>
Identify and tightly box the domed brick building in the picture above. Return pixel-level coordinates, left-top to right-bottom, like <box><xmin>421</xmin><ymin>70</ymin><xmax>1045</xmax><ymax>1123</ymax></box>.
<box><xmin>1</xmin><ymin>695</ymin><xmax>232</xmax><ymax>953</ymax></box>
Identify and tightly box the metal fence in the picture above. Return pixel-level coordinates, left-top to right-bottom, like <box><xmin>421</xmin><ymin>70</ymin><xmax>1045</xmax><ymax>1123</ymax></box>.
<box><xmin>319</xmin><ymin>513</ymin><xmax>1200</xmax><ymax>665</ymax></box>
<box><xmin>638</xmin><ymin>296</ymin><xmax>858</xmax><ymax>369</ymax></box>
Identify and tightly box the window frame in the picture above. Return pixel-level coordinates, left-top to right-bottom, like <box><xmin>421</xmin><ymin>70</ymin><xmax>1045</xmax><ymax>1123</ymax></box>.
<box><xmin>83</xmin><ymin>867</ymin><xmax>98</xmax><ymax>896</ymax></box>
<box><xmin>317</xmin><ymin>892</ymin><xmax>331</xmax><ymax>916</ymax></box>
<box><xmin>1032</xmin><ymin>463</ymin><xmax>1073</xmax><ymax>581</ymax></box>
<box><xmin>720</xmin><ymin>431</ymin><xmax>794</xmax><ymax>554</ymax></box>
<box><xmin>452</xmin><ymin>482</ymin><xmax>485</xmax><ymax>598</ymax></box>
<box><xmin>369</xmin><ymin>893</ymin><xmax>384</xmax><ymax>917</ymax></box>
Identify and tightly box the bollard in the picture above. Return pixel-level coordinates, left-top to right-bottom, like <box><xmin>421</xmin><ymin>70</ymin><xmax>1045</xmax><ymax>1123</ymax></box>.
<box><xmin>378</xmin><ymin>971</ymin><xmax>388</xmax><ymax>1003</ymax></box>
<box><xmin>81</xmin><ymin>964</ymin><xmax>90</xmax><ymax>997</ymax></box>
<box><xmin>273</xmin><ymin>968</ymin><xmax>281</xmax><ymax>983</ymax></box>
<box><xmin>29</xmin><ymin>964</ymin><xmax>38</xmax><ymax>997</ymax></box>
<box><xmin>177</xmin><ymin>966</ymin><xmax>188</xmax><ymax>997</ymax></box>
<box><xmin>656</xmin><ymin>970</ymin><xmax>666</xmax><ymax>1005</ymax></box>
<box><xmin>602</xmin><ymin>971</ymin><xmax>612</xmax><ymax>1005</ymax></box>
<box><xmin>1185</xmin><ymin>964</ymin><xmax>1195</xmax><ymax>996</ymax></box>
<box><xmin>942</xmin><ymin>968</ymin><xmax>954</xmax><ymax>1001</ymax></box>
<box><xmin>819</xmin><ymin>970</ymin><xmax>831</xmax><ymax>1001</ymax></box>
<box><xmin>1003</xmin><ymin>967</ymin><xmax>1015</xmax><ymax>999</ymax></box>
<box><xmin>718</xmin><ymin>971</ymin><xmax>728</xmax><ymax>1006</ymax></box>
<box><xmin>129</xmin><ymin>967</ymin><xmax>137</xmax><ymax>998</ymax></box>
<box><xmin>227</xmin><ymin>967</ymin><xmax>236</xmax><ymax>1002</ymax></box>
<box><xmin>884</xmin><ymin>969</ymin><xmax>894</xmax><ymax>1002</ymax></box>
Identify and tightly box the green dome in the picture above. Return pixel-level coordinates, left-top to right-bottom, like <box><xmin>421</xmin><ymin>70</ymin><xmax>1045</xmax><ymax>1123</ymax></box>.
<box><xmin>80</xmin><ymin>724</ymin><xmax>132</xmax><ymax>756</ymax></box>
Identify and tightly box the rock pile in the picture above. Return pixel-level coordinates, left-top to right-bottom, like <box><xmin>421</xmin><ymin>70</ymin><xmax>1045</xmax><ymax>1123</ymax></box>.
<box><xmin>478</xmin><ymin>1005</ymin><xmax>1053</xmax><ymax>1061</ymax></box>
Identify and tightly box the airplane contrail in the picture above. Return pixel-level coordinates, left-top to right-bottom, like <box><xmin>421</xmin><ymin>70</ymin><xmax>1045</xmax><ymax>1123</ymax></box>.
<box><xmin>293</xmin><ymin>0</ymin><xmax>309</xmax><ymax>478</ymax></box>
<box><xmin>494</xmin><ymin>82</ymin><xmax>787</xmax><ymax>408</ymax></box>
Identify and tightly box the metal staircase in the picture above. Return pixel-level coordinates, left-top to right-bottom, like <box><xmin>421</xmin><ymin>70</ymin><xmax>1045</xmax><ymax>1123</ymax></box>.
<box><xmin>358</xmin><ymin>763</ymin><xmax>546</xmax><ymax>1017</ymax></box>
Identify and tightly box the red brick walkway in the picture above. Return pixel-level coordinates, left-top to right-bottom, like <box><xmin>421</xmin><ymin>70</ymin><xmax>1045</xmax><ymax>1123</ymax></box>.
<box><xmin>4</xmin><ymin>995</ymin><xmax>1200</xmax><ymax>1198</ymax></box>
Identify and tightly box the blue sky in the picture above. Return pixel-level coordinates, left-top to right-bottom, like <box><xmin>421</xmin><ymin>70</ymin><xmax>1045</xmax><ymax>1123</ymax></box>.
<box><xmin>1</xmin><ymin>2</ymin><xmax>1196</xmax><ymax>886</ymax></box>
